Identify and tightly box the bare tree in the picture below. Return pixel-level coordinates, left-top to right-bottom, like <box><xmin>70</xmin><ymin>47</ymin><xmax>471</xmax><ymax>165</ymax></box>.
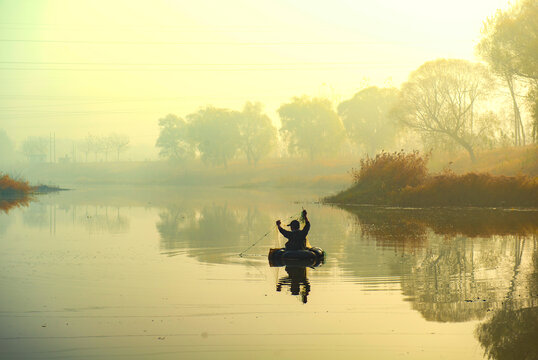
<box><xmin>392</xmin><ymin>59</ymin><xmax>494</xmax><ymax>162</ymax></box>
<box><xmin>81</xmin><ymin>134</ymin><xmax>94</xmax><ymax>162</ymax></box>
<box><xmin>109</xmin><ymin>133</ymin><xmax>130</xmax><ymax>161</ymax></box>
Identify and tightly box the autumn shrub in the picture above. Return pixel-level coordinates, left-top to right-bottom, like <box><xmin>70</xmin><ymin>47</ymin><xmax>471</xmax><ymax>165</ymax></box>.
<box><xmin>326</xmin><ymin>150</ymin><xmax>429</xmax><ymax>204</ymax></box>
<box><xmin>352</xmin><ymin>150</ymin><xmax>428</xmax><ymax>188</ymax></box>
<box><xmin>0</xmin><ymin>173</ymin><xmax>32</xmax><ymax>199</ymax></box>
<box><xmin>326</xmin><ymin>151</ymin><xmax>538</xmax><ymax>207</ymax></box>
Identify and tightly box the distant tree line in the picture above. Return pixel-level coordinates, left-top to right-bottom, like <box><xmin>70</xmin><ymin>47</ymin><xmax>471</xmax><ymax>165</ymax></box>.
<box><xmin>156</xmin><ymin>102</ymin><xmax>280</xmax><ymax>167</ymax></box>
<box><xmin>8</xmin><ymin>133</ymin><xmax>130</xmax><ymax>163</ymax></box>
<box><xmin>80</xmin><ymin>133</ymin><xmax>130</xmax><ymax>162</ymax></box>
<box><xmin>156</xmin><ymin>93</ymin><xmax>408</xmax><ymax>166</ymax></box>
<box><xmin>156</xmin><ymin>0</ymin><xmax>536</xmax><ymax>165</ymax></box>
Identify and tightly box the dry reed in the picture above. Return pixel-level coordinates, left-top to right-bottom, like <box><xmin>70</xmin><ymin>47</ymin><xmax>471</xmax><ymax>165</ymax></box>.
<box><xmin>326</xmin><ymin>151</ymin><xmax>538</xmax><ymax>207</ymax></box>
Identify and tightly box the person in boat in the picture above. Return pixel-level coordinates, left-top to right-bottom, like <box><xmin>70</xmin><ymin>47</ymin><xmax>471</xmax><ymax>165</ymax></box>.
<box><xmin>276</xmin><ymin>209</ymin><xmax>310</xmax><ymax>251</ymax></box>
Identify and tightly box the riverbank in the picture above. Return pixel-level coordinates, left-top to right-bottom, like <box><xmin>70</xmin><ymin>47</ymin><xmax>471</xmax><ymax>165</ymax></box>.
<box><xmin>0</xmin><ymin>173</ymin><xmax>67</xmax><ymax>212</ymax></box>
<box><xmin>325</xmin><ymin>151</ymin><xmax>538</xmax><ymax>208</ymax></box>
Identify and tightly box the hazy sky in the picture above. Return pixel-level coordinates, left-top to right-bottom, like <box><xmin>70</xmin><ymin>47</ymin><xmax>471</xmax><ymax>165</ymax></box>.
<box><xmin>0</xmin><ymin>0</ymin><xmax>510</xmax><ymax>147</ymax></box>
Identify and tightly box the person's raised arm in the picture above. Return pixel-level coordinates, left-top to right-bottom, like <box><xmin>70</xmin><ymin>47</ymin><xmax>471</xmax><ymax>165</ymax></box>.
<box><xmin>276</xmin><ymin>219</ymin><xmax>290</xmax><ymax>237</ymax></box>
<box><xmin>301</xmin><ymin>210</ymin><xmax>310</xmax><ymax>235</ymax></box>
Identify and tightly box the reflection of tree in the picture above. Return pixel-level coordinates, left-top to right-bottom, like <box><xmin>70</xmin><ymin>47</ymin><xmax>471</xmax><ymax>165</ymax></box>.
<box><xmin>341</xmin><ymin>206</ymin><xmax>538</xmax><ymax>250</ymax></box>
<box><xmin>402</xmin><ymin>235</ymin><xmax>538</xmax><ymax>323</ymax></box>
<box><xmin>80</xmin><ymin>206</ymin><xmax>130</xmax><ymax>234</ymax></box>
<box><xmin>157</xmin><ymin>205</ymin><xmax>193</xmax><ymax>251</ymax></box>
<box><xmin>0</xmin><ymin>212</ymin><xmax>12</xmax><ymax>235</ymax></box>
<box><xmin>343</xmin><ymin>206</ymin><xmax>428</xmax><ymax>249</ymax></box>
<box><xmin>338</xmin><ymin>206</ymin><xmax>538</xmax><ymax>323</ymax></box>
<box><xmin>276</xmin><ymin>266</ymin><xmax>311</xmax><ymax>304</ymax></box>
<box><xmin>22</xmin><ymin>203</ymin><xmax>49</xmax><ymax>228</ymax></box>
<box><xmin>401</xmin><ymin>237</ymin><xmax>492</xmax><ymax>322</ymax></box>
<box><xmin>476</xmin><ymin>307</ymin><xmax>538</xmax><ymax>360</ymax></box>
<box><xmin>158</xmin><ymin>205</ymin><xmax>241</xmax><ymax>253</ymax></box>
<box><xmin>156</xmin><ymin>204</ymin><xmax>272</xmax><ymax>264</ymax></box>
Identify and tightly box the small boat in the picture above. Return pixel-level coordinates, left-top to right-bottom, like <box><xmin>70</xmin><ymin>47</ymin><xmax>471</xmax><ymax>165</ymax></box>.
<box><xmin>268</xmin><ymin>247</ymin><xmax>325</xmax><ymax>267</ymax></box>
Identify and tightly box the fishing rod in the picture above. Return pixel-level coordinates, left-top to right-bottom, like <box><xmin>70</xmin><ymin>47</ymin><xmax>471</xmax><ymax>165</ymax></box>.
<box><xmin>238</xmin><ymin>210</ymin><xmax>303</xmax><ymax>257</ymax></box>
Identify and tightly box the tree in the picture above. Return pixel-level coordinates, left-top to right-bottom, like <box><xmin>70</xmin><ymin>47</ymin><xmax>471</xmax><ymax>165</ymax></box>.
<box><xmin>476</xmin><ymin>0</ymin><xmax>538</xmax><ymax>145</ymax></box>
<box><xmin>80</xmin><ymin>134</ymin><xmax>94</xmax><ymax>162</ymax></box>
<box><xmin>99</xmin><ymin>136</ymin><xmax>113</xmax><ymax>162</ymax></box>
<box><xmin>338</xmin><ymin>87</ymin><xmax>400</xmax><ymax>155</ymax></box>
<box><xmin>20</xmin><ymin>136</ymin><xmax>48</xmax><ymax>162</ymax></box>
<box><xmin>155</xmin><ymin>114</ymin><xmax>195</xmax><ymax>162</ymax></box>
<box><xmin>187</xmin><ymin>107</ymin><xmax>241</xmax><ymax>167</ymax></box>
<box><xmin>109</xmin><ymin>133</ymin><xmax>130</xmax><ymax>161</ymax></box>
<box><xmin>278</xmin><ymin>96</ymin><xmax>345</xmax><ymax>159</ymax></box>
<box><xmin>238</xmin><ymin>102</ymin><xmax>277</xmax><ymax>165</ymax></box>
<box><xmin>393</xmin><ymin>59</ymin><xmax>494</xmax><ymax>162</ymax></box>
<box><xmin>527</xmin><ymin>85</ymin><xmax>538</xmax><ymax>142</ymax></box>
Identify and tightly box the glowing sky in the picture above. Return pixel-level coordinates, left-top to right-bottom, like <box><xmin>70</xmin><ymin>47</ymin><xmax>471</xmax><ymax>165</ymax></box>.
<box><xmin>0</xmin><ymin>0</ymin><xmax>510</xmax><ymax>147</ymax></box>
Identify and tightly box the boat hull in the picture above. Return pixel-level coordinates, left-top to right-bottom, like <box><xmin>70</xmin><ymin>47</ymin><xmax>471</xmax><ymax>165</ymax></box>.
<box><xmin>268</xmin><ymin>247</ymin><xmax>325</xmax><ymax>267</ymax></box>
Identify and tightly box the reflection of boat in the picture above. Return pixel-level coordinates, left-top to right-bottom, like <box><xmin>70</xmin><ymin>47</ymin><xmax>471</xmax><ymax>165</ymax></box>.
<box><xmin>268</xmin><ymin>247</ymin><xmax>325</xmax><ymax>267</ymax></box>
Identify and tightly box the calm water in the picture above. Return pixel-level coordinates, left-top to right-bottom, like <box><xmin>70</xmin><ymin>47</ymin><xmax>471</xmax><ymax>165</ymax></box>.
<box><xmin>1</xmin><ymin>187</ymin><xmax>537</xmax><ymax>360</ymax></box>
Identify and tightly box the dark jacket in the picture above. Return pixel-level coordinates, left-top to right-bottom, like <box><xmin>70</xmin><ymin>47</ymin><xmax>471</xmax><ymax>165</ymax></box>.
<box><xmin>278</xmin><ymin>220</ymin><xmax>310</xmax><ymax>250</ymax></box>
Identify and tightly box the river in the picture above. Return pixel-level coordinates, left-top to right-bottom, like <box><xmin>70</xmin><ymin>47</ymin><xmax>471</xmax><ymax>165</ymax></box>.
<box><xmin>1</xmin><ymin>186</ymin><xmax>537</xmax><ymax>359</ymax></box>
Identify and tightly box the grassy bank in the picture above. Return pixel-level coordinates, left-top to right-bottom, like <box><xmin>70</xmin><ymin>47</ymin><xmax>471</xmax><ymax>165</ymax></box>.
<box><xmin>430</xmin><ymin>144</ymin><xmax>538</xmax><ymax>176</ymax></box>
<box><xmin>325</xmin><ymin>151</ymin><xmax>538</xmax><ymax>208</ymax></box>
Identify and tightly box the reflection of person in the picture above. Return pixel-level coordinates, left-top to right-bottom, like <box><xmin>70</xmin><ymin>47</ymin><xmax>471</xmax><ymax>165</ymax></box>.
<box><xmin>276</xmin><ymin>210</ymin><xmax>310</xmax><ymax>250</ymax></box>
<box><xmin>276</xmin><ymin>266</ymin><xmax>311</xmax><ymax>303</ymax></box>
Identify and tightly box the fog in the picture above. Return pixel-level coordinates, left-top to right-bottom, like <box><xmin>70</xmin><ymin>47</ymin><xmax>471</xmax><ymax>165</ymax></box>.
<box><xmin>1</xmin><ymin>3</ymin><xmax>537</xmax><ymax>358</ymax></box>
<box><xmin>0</xmin><ymin>0</ymin><xmax>535</xmax><ymax>182</ymax></box>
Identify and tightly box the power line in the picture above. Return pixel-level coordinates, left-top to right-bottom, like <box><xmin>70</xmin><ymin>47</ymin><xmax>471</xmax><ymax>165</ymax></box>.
<box><xmin>0</xmin><ymin>61</ymin><xmax>401</xmax><ymax>66</ymax></box>
<box><xmin>0</xmin><ymin>94</ymin><xmax>292</xmax><ymax>100</ymax></box>
<box><xmin>0</xmin><ymin>65</ymin><xmax>406</xmax><ymax>72</ymax></box>
<box><xmin>0</xmin><ymin>39</ymin><xmax>440</xmax><ymax>45</ymax></box>
<box><xmin>0</xmin><ymin>22</ymin><xmax>276</xmax><ymax>30</ymax></box>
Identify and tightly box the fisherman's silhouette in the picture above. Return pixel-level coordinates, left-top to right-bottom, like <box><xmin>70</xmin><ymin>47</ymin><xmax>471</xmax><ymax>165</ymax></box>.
<box><xmin>276</xmin><ymin>209</ymin><xmax>310</xmax><ymax>250</ymax></box>
<box><xmin>276</xmin><ymin>266</ymin><xmax>311</xmax><ymax>303</ymax></box>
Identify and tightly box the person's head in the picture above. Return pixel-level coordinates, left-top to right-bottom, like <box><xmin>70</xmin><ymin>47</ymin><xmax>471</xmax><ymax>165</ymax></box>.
<box><xmin>288</xmin><ymin>220</ymin><xmax>300</xmax><ymax>231</ymax></box>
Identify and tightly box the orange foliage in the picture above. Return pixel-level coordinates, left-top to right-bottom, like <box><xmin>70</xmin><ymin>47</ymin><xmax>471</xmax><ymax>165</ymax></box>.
<box><xmin>327</xmin><ymin>151</ymin><xmax>538</xmax><ymax>207</ymax></box>
<box><xmin>352</xmin><ymin>150</ymin><xmax>428</xmax><ymax>188</ymax></box>
<box><xmin>0</xmin><ymin>198</ymin><xmax>30</xmax><ymax>213</ymax></box>
<box><xmin>0</xmin><ymin>174</ymin><xmax>32</xmax><ymax>199</ymax></box>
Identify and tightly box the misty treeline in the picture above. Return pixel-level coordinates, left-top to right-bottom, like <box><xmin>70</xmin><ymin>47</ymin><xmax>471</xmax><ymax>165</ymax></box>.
<box><xmin>157</xmin><ymin>0</ymin><xmax>537</xmax><ymax>166</ymax></box>
<box><xmin>0</xmin><ymin>131</ymin><xmax>131</xmax><ymax>163</ymax></box>
<box><xmin>79</xmin><ymin>134</ymin><xmax>130</xmax><ymax>162</ymax></box>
